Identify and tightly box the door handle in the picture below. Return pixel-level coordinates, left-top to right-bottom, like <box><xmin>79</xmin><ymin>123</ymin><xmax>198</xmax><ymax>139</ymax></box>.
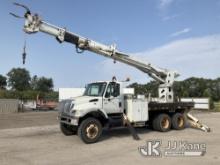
<box><xmin>119</xmin><ymin>102</ymin><xmax>122</xmax><ymax>107</ymax></box>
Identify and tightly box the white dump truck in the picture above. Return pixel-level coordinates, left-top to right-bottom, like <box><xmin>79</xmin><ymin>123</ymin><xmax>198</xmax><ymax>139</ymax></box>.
<box><xmin>12</xmin><ymin>3</ymin><xmax>210</xmax><ymax>143</ymax></box>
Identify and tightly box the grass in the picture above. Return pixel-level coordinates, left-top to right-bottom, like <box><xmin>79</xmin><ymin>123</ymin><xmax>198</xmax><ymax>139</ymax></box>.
<box><xmin>214</xmin><ymin>102</ymin><xmax>220</xmax><ymax>112</ymax></box>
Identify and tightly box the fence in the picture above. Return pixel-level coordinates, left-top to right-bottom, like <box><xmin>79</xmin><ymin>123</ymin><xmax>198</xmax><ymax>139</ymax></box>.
<box><xmin>214</xmin><ymin>102</ymin><xmax>220</xmax><ymax>111</ymax></box>
<box><xmin>0</xmin><ymin>99</ymin><xmax>19</xmax><ymax>113</ymax></box>
<box><xmin>181</xmin><ymin>98</ymin><xmax>209</xmax><ymax>110</ymax></box>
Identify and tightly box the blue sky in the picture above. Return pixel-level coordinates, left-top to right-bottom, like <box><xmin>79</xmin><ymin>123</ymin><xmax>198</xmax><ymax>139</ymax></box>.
<box><xmin>0</xmin><ymin>0</ymin><xmax>220</xmax><ymax>89</ymax></box>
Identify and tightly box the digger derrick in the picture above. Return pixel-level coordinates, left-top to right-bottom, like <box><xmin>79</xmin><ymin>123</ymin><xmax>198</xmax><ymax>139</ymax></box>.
<box><xmin>11</xmin><ymin>3</ymin><xmax>210</xmax><ymax>144</ymax></box>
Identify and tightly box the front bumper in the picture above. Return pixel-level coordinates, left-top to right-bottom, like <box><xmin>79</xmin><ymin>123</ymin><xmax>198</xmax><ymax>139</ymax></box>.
<box><xmin>58</xmin><ymin>113</ymin><xmax>79</xmax><ymax>126</ymax></box>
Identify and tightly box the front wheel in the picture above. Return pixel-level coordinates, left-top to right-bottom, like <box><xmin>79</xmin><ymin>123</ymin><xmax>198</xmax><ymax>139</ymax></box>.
<box><xmin>77</xmin><ymin>117</ymin><xmax>102</xmax><ymax>144</ymax></box>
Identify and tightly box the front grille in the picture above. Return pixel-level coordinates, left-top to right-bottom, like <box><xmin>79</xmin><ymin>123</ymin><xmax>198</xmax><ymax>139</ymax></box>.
<box><xmin>58</xmin><ymin>100</ymin><xmax>72</xmax><ymax>114</ymax></box>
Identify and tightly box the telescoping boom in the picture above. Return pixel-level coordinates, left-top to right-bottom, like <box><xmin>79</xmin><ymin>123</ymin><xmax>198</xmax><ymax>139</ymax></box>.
<box><xmin>11</xmin><ymin>2</ymin><xmax>178</xmax><ymax>103</ymax></box>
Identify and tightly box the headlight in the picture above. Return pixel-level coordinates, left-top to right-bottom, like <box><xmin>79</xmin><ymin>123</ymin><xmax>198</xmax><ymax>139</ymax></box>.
<box><xmin>71</xmin><ymin>110</ymin><xmax>83</xmax><ymax>117</ymax></box>
<box><xmin>63</xmin><ymin>101</ymin><xmax>72</xmax><ymax>113</ymax></box>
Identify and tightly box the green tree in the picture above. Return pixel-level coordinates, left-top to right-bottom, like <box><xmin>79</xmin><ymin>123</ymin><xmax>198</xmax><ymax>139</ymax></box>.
<box><xmin>30</xmin><ymin>75</ymin><xmax>38</xmax><ymax>90</ymax></box>
<box><xmin>0</xmin><ymin>74</ymin><xmax>7</xmax><ymax>89</ymax></box>
<box><xmin>128</xmin><ymin>81</ymin><xmax>159</xmax><ymax>97</ymax></box>
<box><xmin>128</xmin><ymin>77</ymin><xmax>220</xmax><ymax>102</ymax></box>
<box><xmin>7</xmin><ymin>68</ymin><xmax>31</xmax><ymax>91</ymax></box>
<box><xmin>33</xmin><ymin>76</ymin><xmax>54</xmax><ymax>92</ymax></box>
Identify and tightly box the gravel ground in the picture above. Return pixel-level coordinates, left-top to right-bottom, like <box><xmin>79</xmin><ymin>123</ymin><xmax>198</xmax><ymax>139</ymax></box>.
<box><xmin>0</xmin><ymin>111</ymin><xmax>219</xmax><ymax>165</ymax></box>
<box><xmin>0</xmin><ymin>111</ymin><xmax>58</xmax><ymax>129</ymax></box>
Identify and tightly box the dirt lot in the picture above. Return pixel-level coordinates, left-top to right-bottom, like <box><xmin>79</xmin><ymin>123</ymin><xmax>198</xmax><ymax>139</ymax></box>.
<box><xmin>0</xmin><ymin>111</ymin><xmax>58</xmax><ymax>129</ymax></box>
<box><xmin>0</xmin><ymin>111</ymin><xmax>219</xmax><ymax>165</ymax></box>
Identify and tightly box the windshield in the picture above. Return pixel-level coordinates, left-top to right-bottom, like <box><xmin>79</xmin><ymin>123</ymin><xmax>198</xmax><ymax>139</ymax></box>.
<box><xmin>84</xmin><ymin>82</ymin><xmax>107</xmax><ymax>97</ymax></box>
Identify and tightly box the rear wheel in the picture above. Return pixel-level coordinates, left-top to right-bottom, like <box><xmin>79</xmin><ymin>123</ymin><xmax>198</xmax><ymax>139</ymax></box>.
<box><xmin>152</xmin><ymin>113</ymin><xmax>171</xmax><ymax>132</ymax></box>
<box><xmin>77</xmin><ymin>117</ymin><xmax>102</xmax><ymax>144</ymax></box>
<box><xmin>171</xmin><ymin>113</ymin><xmax>185</xmax><ymax>130</ymax></box>
<box><xmin>60</xmin><ymin>123</ymin><xmax>77</xmax><ymax>136</ymax></box>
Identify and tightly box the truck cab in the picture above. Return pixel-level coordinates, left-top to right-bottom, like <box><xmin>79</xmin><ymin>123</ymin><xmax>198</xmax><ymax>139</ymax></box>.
<box><xmin>58</xmin><ymin>80</ymin><xmax>127</xmax><ymax>143</ymax></box>
<box><xmin>84</xmin><ymin>81</ymin><xmax>123</xmax><ymax>114</ymax></box>
<box><xmin>59</xmin><ymin>81</ymin><xmax>123</xmax><ymax>117</ymax></box>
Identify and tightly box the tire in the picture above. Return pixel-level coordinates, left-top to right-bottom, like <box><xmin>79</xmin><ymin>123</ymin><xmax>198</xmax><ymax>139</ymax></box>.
<box><xmin>60</xmin><ymin>123</ymin><xmax>77</xmax><ymax>136</ymax></box>
<box><xmin>77</xmin><ymin>117</ymin><xmax>102</xmax><ymax>144</ymax></box>
<box><xmin>152</xmin><ymin>113</ymin><xmax>171</xmax><ymax>132</ymax></box>
<box><xmin>171</xmin><ymin>113</ymin><xmax>185</xmax><ymax>130</ymax></box>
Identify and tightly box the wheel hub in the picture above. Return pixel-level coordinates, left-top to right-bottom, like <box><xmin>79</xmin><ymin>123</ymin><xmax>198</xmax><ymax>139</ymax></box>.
<box><xmin>161</xmin><ymin>117</ymin><xmax>169</xmax><ymax>129</ymax></box>
<box><xmin>86</xmin><ymin>124</ymin><xmax>98</xmax><ymax>139</ymax></box>
<box><xmin>177</xmin><ymin>117</ymin><xmax>184</xmax><ymax>128</ymax></box>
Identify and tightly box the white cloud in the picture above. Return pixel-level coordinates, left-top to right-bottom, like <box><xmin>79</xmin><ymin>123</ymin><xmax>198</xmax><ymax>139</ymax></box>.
<box><xmin>159</xmin><ymin>0</ymin><xmax>175</xmax><ymax>9</ymax></box>
<box><xmin>98</xmin><ymin>34</ymin><xmax>220</xmax><ymax>83</ymax></box>
<box><xmin>162</xmin><ymin>14</ymin><xmax>179</xmax><ymax>21</ymax></box>
<box><xmin>170</xmin><ymin>28</ymin><xmax>191</xmax><ymax>37</ymax></box>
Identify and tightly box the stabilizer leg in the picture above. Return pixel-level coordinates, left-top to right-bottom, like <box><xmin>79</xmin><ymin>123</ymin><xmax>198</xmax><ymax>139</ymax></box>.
<box><xmin>123</xmin><ymin>114</ymin><xmax>140</xmax><ymax>140</ymax></box>
<box><xmin>186</xmin><ymin>113</ymin><xmax>211</xmax><ymax>132</ymax></box>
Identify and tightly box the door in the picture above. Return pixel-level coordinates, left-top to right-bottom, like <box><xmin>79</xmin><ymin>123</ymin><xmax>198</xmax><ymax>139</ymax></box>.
<box><xmin>103</xmin><ymin>82</ymin><xmax>122</xmax><ymax>114</ymax></box>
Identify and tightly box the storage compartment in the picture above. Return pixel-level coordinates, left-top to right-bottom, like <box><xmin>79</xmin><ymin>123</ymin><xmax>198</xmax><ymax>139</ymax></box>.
<box><xmin>125</xmin><ymin>97</ymin><xmax>148</xmax><ymax>122</ymax></box>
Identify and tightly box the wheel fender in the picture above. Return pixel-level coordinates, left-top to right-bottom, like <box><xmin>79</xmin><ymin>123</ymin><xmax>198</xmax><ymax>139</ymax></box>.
<box><xmin>79</xmin><ymin>109</ymin><xmax>108</xmax><ymax>121</ymax></box>
<box><xmin>97</xmin><ymin>109</ymin><xmax>108</xmax><ymax>119</ymax></box>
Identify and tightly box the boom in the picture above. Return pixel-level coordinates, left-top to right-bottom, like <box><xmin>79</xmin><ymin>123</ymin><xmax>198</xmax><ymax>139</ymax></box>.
<box><xmin>11</xmin><ymin>3</ymin><xmax>179</xmax><ymax>103</ymax></box>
